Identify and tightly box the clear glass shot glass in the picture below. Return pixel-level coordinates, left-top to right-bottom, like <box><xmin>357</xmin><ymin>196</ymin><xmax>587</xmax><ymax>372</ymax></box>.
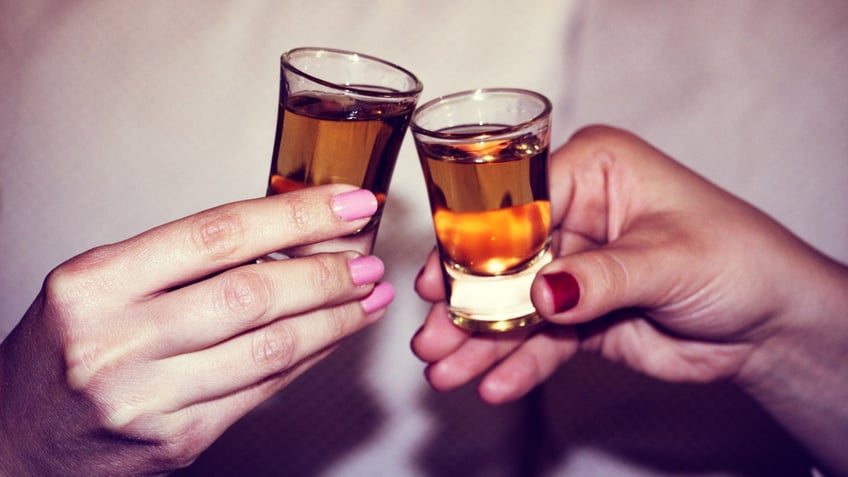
<box><xmin>411</xmin><ymin>88</ymin><xmax>553</xmax><ymax>332</ymax></box>
<box><xmin>266</xmin><ymin>47</ymin><xmax>423</xmax><ymax>238</ymax></box>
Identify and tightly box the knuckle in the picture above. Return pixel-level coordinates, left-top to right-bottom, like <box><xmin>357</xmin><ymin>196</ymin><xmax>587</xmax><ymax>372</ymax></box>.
<box><xmin>101</xmin><ymin>399</ymin><xmax>146</xmax><ymax>432</ymax></box>
<box><xmin>571</xmin><ymin>124</ymin><xmax>624</xmax><ymax>142</ymax></box>
<box><xmin>107</xmin><ymin>412</ymin><xmax>205</xmax><ymax>471</ymax></box>
<box><xmin>43</xmin><ymin>264</ymin><xmax>79</xmax><ymax>307</ymax></box>
<box><xmin>309</xmin><ymin>255</ymin><xmax>339</xmax><ymax>298</ymax></box>
<box><xmin>215</xmin><ymin>269</ymin><xmax>272</xmax><ymax>325</ymax></box>
<box><xmin>157</xmin><ymin>419</ymin><xmax>207</xmax><ymax>470</ymax></box>
<box><xmin>190</xmin><ymin>209</ymin><xmax>245</xmax><ymax>261</ymax></box>
<box><xmin>43</xmin><ymin>245</ymin><xmax>118</xmax><ymax>316</ymax></box>
<box><xmin>592</xmin><ymin>251</ymin><xmax>631</xmax><ymax>297</ymax></box>
<box><xmin>72</xmin><ymin>368</ymin><xmax>151</xmax><ymax>433</ymax></box>
<box><xmin>570</xmin><ymin>125</ymin><xmax>645</xmax><ymax>160</ymax></box>
<box><xmin>45</xmin><ymin>254</ymin><xmax>124</xmax><ymax>392</ymax></box>
<box><xmin>278</xmin><ymin>193</ymin><xmax>313</xmax><ymax>235</ymax></box>
<box><xmin>64</xmin><ymin>342</ymin><xmax>102</xmax><ymax>391</ymax></box>
<box><xmin>323</xmin><ymin>303</ymin><xmax>353</xmax><ymax>343</ymax></box>
<box><xmin>251</xmin><ymin>324</ymin><xmax>297</xmax><ymax>371</ymax></box>
<box><xmin>43</xmin><ymin>269</ymin><xmax>84</xmax><ymax>333</ymax></box>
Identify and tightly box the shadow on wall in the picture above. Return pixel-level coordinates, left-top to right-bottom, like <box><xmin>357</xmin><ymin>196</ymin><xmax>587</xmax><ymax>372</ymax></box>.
<box><xmin>415</xmin><ymin>353</ymin><xmax>813</xmax><ymax>477</ymax></box>
<box><xmin>173</xmin><ymin>345</ymin><xmax>814</xmax><ymax>477</ymax></box>
<box><xmin>172</xmin><ymin>328</ymin><xmax>385</xmax><ymax>477</ymax></box>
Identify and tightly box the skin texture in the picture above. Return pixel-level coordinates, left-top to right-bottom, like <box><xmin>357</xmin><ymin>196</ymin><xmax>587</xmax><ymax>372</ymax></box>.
<box><xmin>412</xmin><ymin>125</ymin><xmax>848</xmax><ymax>475</ymax></box>
<box><xmin>0</xmin><ymin>184</ymin><xmax>394</xmax><ymax>476</ymax></box>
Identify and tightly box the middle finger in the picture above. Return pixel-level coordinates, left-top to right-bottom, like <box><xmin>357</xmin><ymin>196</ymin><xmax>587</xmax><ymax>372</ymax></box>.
<box><xmin>140</xmin><ymin>252</ymin><xmax>383</xmax><ymax>357</ymax></box>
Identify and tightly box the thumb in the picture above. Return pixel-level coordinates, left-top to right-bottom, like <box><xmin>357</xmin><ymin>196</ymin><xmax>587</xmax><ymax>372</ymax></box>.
<box><xmin>531</xmin><ymin>241</ymin><xmax>677</xmax><ymax>324</ymax></box>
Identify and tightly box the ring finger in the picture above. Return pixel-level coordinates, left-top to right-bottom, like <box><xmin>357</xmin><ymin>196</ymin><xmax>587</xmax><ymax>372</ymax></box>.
<box><xmin>140</xmin><ymin>252</ymin><xmax>382</xmax><ymax>358</ymax></box>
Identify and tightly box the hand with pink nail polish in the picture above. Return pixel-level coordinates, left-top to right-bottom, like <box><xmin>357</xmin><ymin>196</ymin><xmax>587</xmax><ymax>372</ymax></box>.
<box><xmin>0</xmin><ymin>184</ymin><xmax>395</xmax><ymax>475</ymax></box>
<box><xmin>412</xmin><ymin>126</ymin><xmax>848</xmax><ymax>476</ymax></box>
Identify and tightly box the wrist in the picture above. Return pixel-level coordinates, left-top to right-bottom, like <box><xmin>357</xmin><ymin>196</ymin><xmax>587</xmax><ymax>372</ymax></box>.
<box><xmin>0</xmin><ymin>344</ymin><xmax>23</xmax><ymax>476</ymax></box>
<box><xmin>0</xmin><ymin>335</ymin><xmax>43</xmax><ymax>477</ymax></box>
<box><xmin>738</xmin><ymin>251</ymin><xmax>848</xmax><ymax>388</ymax></box>
<box><xmin>735</xmin><ymin>254</ymin><xmax>848</xmax><ymax>475</ymax></box>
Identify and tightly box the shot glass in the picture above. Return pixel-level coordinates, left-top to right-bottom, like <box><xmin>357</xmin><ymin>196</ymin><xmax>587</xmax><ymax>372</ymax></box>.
<box><xmin>266</xmin><ymin>47</ymin><xmax>422</xmax><ymax>235</ymax></box>
<box><xmin>411</xmin><ymin>88</ymin><xmax>553</xmax><ymax>332</ymax></box>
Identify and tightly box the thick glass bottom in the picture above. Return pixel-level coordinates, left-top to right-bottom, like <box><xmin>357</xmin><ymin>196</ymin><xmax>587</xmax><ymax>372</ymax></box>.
<box><xmin>443</xmin><ymin>246</ymin><xmax>552</xmax><ymax>333</ymax></box>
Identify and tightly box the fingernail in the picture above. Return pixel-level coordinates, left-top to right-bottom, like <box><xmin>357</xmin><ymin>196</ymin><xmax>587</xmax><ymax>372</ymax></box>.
<box><xmin>349</xmin><ymin>255</ymin><xmax>385</xmax><ymax>286</ymax></box>
<box><xmin>331</xmin><ymin>189</ymin><xmax>378</xmax><ymax>221</ymax></box>
<box><xmin>543</xmin><ymin>271</ymin><xmax>580</xmax><ymax>313</ymax></box>
<box><xmin>361</xmin><ymin>282</ymin><xmax>395</xmax><ymax>314</ymax></box>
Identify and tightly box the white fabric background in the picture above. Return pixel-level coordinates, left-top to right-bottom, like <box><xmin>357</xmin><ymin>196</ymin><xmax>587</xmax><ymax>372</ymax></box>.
<box><xmin>1</xmin><ymin>1</ymin><xmax>846</xmax><ymax>475</ymax></box>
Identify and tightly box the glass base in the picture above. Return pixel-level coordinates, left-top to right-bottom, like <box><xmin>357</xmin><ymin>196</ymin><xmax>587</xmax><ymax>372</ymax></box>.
<box><xmin>443</xmin><ymin>247</ymin><xmax>552</xmax><ymax>333</ymax></box>
<box><xmin>450</xmin><ymin>310</ymin><xmax>543</xmax><ymax>333</ymax></box>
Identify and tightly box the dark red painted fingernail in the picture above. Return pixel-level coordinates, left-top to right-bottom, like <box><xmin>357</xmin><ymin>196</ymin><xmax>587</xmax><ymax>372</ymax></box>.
<box><xmin>543</xmin><ymin>271</ymin><xmax>580</xmax><ymax>313</ymax></box>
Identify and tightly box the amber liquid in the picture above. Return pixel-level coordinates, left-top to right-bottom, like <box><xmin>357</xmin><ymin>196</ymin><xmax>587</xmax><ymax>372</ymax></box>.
<box><xmin>417</xmin><ymin>131</ymin><xmax>551</xmax><ymax>275</ymax></box>
<box><xmin>416</xmin><ymin>126</ymin><xmax>551</xmax><ymax>331</ymax></box>
<box><xmin>267</xmin><ymin>93</ymin><xmax>415</xmax><ymax>230</ymax></box>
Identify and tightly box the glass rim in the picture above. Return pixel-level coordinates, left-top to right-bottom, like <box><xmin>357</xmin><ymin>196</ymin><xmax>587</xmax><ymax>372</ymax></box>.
<box><xmin>410</xmin><ymin>88</ymin><xmax>552</xmax><ymax>140</ymax></box>
<box><xmin>281</xmin><ymin>46</ymin><xmax>423</xmax><ymax>99</ymax></box>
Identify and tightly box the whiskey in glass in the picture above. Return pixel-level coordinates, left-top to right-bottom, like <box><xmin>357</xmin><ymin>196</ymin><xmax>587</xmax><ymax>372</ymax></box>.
<box><xmin>411</xmin><ymin>89</ymin><xmax>553</xmax><ymax>332</ymax></box>
<box><xmin>267</xmin><ymin>47</ymin><xmax>422</xmax><ymax>235</ymax></box>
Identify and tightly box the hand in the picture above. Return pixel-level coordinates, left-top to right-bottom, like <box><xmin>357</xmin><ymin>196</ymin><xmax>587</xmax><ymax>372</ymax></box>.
<box><xmin>0</xmin><ymin>185</ymin><xmax>395</xmax><ymax>476</ymax></box>
<box><xmin>412</xmin><ymin>126</ymin><xmax>848</xmax><ymax>474</ymax></box>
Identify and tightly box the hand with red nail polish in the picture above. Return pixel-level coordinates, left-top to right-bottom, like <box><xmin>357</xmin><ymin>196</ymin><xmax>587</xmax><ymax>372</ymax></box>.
<box><xmin>0</xmin><ymin>184</ymin><xmax>393</xmax><ymax>475</ymax></box>
<box><xmin>412</xmin><ymin>126</ymin><xmax>848</xmax><ymax>475</ymax></box>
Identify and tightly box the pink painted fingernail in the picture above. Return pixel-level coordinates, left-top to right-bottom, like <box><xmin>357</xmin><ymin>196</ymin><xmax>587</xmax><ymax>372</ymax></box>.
<box><xmin>542</xmin><ymin>271</ymin><xmax>580</xmax><ymax>313</ymax></box>
<box><xmin>331</xmin><ymin>189</ymin><xmax>378</xmax><ymax>221</ymax></box>
<box><xmin>361</xmin><ymin>282</ymin><xmax>395</xmax><ymax>314</ymax></box>
<box><xmin>349</xmin><ymin>255</ymin><xmax>385</xmax><ymax>286</ymax></box>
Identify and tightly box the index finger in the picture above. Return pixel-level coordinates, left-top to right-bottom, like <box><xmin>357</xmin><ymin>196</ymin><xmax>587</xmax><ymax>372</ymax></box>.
<box><xmin>61</xmin><ymin>184</ymin><xmax>377</xmax><ymax>299</ymax></box>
